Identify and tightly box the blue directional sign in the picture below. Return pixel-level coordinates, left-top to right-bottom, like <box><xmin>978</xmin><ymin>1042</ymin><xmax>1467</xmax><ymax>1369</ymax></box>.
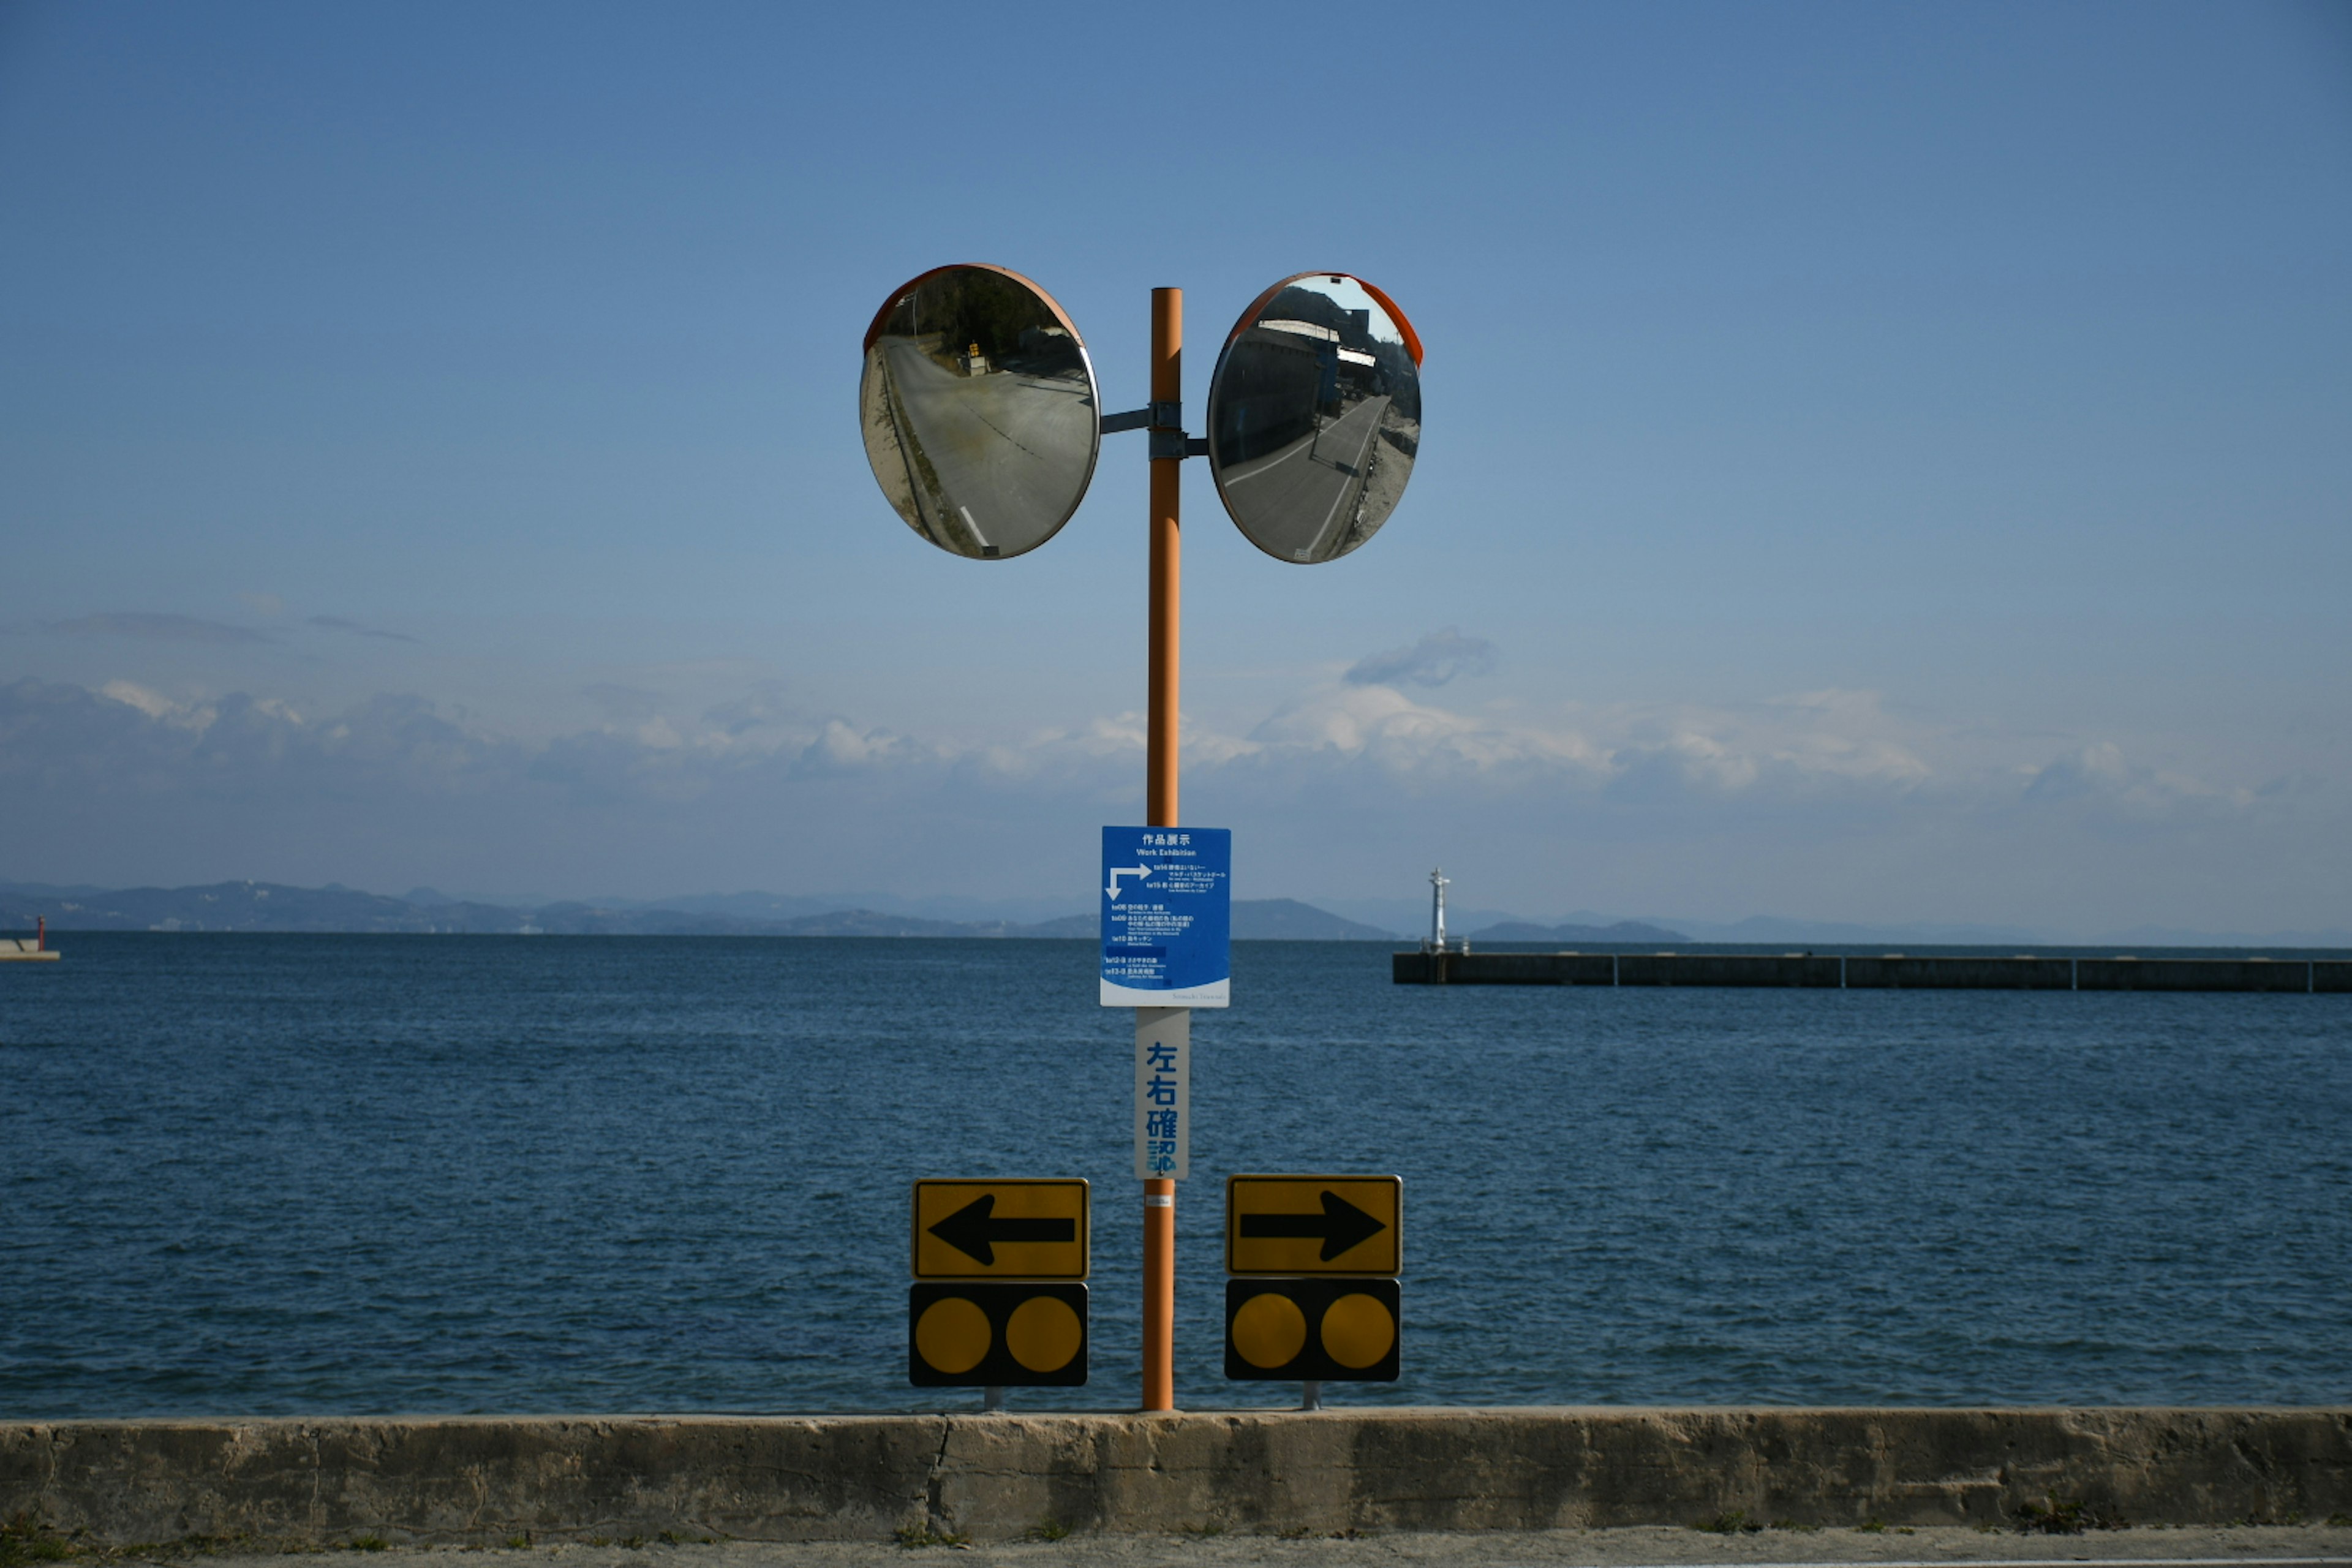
<box><xmin>1100</xmin><ymin>826</ymin><xmax>1231</xmax><ymax>1008</ymax></box>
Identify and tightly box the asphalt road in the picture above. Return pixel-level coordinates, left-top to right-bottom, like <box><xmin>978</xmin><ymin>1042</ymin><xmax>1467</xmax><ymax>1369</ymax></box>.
<box><xmin>1214</xmin><ymin>395</ymin><xmax>1390</xmax><ymax>561</ymax></box>
<box><xmin>880</xmin><ymin>342</ymin><xmax>1095</xmax><ymax>557</ymax></box>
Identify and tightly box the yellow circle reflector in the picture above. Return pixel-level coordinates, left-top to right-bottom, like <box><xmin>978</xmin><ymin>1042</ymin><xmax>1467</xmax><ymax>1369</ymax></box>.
<box><xmin>1231</xmin><ymin>1291</ymin><xmax>1308</xmax><ymax>1370</ymax></box>
<box><xmin>1319</xmin><ymin>1292</ymin><xmax>1395</xmax><ymax>1370</ymax></box>
<box><xmin>1005</xmin><ymin>1294</ymin><xmax>1082</xmax><ymax>1373</ymax></box>
<box><xmin>914</xmin><ymin>1295</ymin><xmax>992</xmax><ymax>1375</ymax></box>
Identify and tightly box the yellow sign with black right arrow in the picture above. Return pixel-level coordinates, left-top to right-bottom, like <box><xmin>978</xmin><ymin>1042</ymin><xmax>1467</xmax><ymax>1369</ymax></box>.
<box><xmin>1224</xmin><ymin>1174</ymin><xmax>1401</xmax><ymax>1276</ymax></box>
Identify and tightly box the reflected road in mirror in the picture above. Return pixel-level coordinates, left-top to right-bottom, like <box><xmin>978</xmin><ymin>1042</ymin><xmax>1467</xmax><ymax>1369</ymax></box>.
<box><xmin>1207</xmin><ymin>274</ymin><xmax>1422</xmax><ymax>564</ymax></box>
<box><xmin>859</xmin><ymin>265</ymin><xmax>1099</xmax><ymax>560</ymax></box>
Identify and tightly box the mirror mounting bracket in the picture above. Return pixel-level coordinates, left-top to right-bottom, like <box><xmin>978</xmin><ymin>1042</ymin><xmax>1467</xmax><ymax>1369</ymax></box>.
<box><xmin>1107</xmin><ymin>407</ymin><xmax>1206</xmax><ymax>459</ymax></box>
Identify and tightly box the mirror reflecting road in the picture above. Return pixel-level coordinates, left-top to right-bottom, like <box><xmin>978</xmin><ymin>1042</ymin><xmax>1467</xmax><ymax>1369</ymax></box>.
<box><xmin>859</xmin><ymin>265</ymin><xmax>1099</xmax><ymax>560</ymax></box>
<box><xmin>1207</xmin><ymin>274</ymin><xmax>1422</xmax><ymax>564</ymax></box>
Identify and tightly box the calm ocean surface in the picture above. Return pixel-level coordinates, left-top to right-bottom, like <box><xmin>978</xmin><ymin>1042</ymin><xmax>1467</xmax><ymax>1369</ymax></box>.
<box><xmin>2</xmin><ymin>933</ymin><xmax>2348</xmax><ymax>1418</ymax></box>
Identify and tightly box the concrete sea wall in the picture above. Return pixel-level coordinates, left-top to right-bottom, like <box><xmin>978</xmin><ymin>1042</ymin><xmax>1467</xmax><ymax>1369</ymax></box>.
<box><xmin>1395</xmin><ymin>951</ymin><xmax>2352</xmax><ymax>990</ymax></box>
<box><xmin>6</xmin><ymin>1409</ymin><xmax>2349</xmax><ymax>1544</ymax></box>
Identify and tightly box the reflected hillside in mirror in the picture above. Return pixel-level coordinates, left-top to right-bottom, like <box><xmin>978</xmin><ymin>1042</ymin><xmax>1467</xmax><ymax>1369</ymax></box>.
<box><xmin>1207</xmin><ymin>275</ymin><xmax>1420</xmax><ymax>564</ymax></box>
<box><xmin>859</xmin><ymin>266</ymin><xmax>1099</xmax><ymax>560</ymax></box>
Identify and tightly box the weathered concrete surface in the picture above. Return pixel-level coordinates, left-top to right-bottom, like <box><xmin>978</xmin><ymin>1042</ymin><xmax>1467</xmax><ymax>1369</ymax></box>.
<box><xmin>1614</xmin><ymin>956</ymin><xmax>1843</xmax><ymax>989</ymax></box>
<box><xmin>2072</xmin><ymin>959</ymin><xmax>2313</xmax><ymax>992</ymax></box>
<box><xmin>1841</xmin><ymin>957</ymin><xmax>2073</xmax><ymax>990</ymax></box>
<box><xmin>1393</xmin><ymin>952</ymin><xmax>2350</xmax><ymax>992</ymax></box>
<box><xmin>1391</xmin><ymin>952</ymin><xmax>1620</xmax><ymax>985</ymax></box>
<box><xmin>5</xmin><ymin>1411</ymin><xmax>2348</xmax><ymax>1546</ymax></box>
<box><xmin>100</xmin><ymin>1525</ymin><xmax>2352</xmax><ymax>1568</ymax></box>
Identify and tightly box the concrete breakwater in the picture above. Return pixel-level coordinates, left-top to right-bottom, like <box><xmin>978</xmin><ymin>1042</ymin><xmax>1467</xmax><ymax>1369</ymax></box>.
<box><xmin>1394</xmin><ymin>951</ymin><xmax>2352</xmax><ymax>990</ymax></box>
<box><xmin>5</xmin><ymin>1410</ymin><xmax>2348</xmax><ymax>1544</ymax></box>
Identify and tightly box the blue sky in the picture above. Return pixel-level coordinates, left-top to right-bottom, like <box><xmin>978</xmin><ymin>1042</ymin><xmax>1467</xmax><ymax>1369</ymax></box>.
<box><xmin>2</xmin><ymin>1</ymin><xmax>2348</xmax><ymax>935</ymax></box>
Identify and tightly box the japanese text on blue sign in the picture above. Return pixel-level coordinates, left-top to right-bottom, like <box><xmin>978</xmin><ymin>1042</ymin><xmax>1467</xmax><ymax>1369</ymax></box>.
<box><xmin>1100</xmin><ymin>826</ymin><xmax>1231</xmax><ymax>1008</ymax></box>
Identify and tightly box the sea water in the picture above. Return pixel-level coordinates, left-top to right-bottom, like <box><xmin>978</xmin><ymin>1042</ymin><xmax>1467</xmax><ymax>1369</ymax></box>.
<box><xmin>2</xmin><ymin>933</ymin><xmax>2347</xmax><ymax>1417</ymax></box>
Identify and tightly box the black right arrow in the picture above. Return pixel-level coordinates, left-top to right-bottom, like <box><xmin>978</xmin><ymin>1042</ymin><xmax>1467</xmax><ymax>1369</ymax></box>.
<box><xmin>929</xmin><ymin>1194</ymin><xmax>1076</xmax><ymax>1266</ymax></box>
<box><xmin>1238</xmin><ymin>1189</ymin><xmax>1387</xmax><ymax>1262</ymax></box>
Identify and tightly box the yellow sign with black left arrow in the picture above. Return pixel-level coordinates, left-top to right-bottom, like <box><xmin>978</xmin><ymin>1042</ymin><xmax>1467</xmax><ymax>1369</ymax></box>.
<box><xmin>913</xmin><ymin>1178</ymin><xmax>1090</xmax><ymax>1280</ymax></box>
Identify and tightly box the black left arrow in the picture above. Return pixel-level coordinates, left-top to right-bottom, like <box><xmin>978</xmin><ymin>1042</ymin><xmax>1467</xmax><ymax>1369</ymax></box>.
<box><xmin>1238</xmin><ymin>1189</ymin><xmax>1387</xmax><ymax>1262</ymax></box>
<box><xmin>928</xmin><ymin>1194</ymin><xmax>1076</xmax><ymax>1265</ymax></box>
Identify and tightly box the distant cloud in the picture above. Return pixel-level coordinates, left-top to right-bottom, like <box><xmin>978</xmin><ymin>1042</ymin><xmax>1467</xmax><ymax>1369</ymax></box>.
<box><xmin>1239</xmin><ymin>683</ymin><xmax>1929</xmax><ymax>804</ymax></box>
<box><xmin>2</xmin><ymin>674</ymin><xmax>2242</xmax><ymax>831</ymax></box>
<box><xmin>308</xmin><ymin>615</ymin><xmax>418</xmax><ymax>643</ymax></box>
<box><xmin>2022</xmin><ymin>741</ymin><xmax>2253</xmax><ymax>815</ymax></box>
<box><xmin>700</xmin><ymin>681</ymin><xmax>798</xmax><ymax>739</ymax></box>
<box><xmin>0</xmin><ymin>673</ymin><xmax>2328</xmax><ymax>932</ymax></box>
<box><xmin>47</xmin><ymin>612</ymin><xmax>272</xmax><ymax>644</ymax></box>
<box><xmin>1344</xmin><ymin>627</ymin><xmax>1496</xmax><ymax>688</ymax></box>
<box><xmin>239</xmin><ymin>592</ymin><xmax>284</xmax><ymax>617</ymax></box>
<box><xmin>98</xmin><ymin>680</ymin><xmax>190</xmax><ymax>723</ymax></box>
<box><xmin>2022</xmin><ymin>741</ymin><xmax>2132</xmax><ymax>805</ymax></box>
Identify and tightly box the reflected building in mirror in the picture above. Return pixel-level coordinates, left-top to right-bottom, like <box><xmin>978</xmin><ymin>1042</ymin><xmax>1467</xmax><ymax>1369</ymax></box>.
<box><xmin>859</xmin><ymin>265</ymin><xmax>1101</xmax><ymax>560</ymax></box>
<box><xmin>1207</xmin><ymin>274</ymin><xmax>1422</xmax><ymax>564</ymax></box>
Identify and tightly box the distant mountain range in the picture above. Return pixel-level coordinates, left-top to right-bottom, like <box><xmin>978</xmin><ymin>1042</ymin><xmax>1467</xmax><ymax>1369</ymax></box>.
<box><xmin>1466</xmin><ymin>919</ymin><xmax>1689</xmax><ymax>943</ymax></box>
<box><xmin>0</xmin><ymin>881</ymin><xmax>1400</xmax><ymax>941</ymax></box>
<box><xmin>1316</xmin><ymin>898</ymin><xmax>2352</xmax><ymax>950</ymax></box>
<box><xmin>1320</xmin><ymin>899</ymin><xmax>2040</xmax><ymax>946</ymax></box>
<box><xmin>1224</xmin><ymin>899</ymin><xmax>1395</xmax><ymax>941</ymax></box>
<box><xmin>7</xmin><ymin>880</ymin><xmax>2340</xmax><ymax>949</ymax></box>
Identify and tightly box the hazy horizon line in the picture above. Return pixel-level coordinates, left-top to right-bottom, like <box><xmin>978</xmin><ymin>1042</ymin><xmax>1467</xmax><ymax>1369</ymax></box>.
<box><xmin>4</xmin><ymin>874</ymin><xmax>2347</xmax><ymax>949</ymax></box>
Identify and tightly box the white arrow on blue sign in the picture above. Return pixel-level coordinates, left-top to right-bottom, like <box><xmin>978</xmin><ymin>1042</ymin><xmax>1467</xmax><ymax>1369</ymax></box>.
<box><xmin>1099</xmin><ymin>826</ymin><xmax>1232</xmax><ymax>1008</ymax></box>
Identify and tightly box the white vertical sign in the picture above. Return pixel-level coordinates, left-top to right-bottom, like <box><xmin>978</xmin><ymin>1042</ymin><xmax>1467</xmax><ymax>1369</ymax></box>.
<box><xmin>1134</xmin><ymin>1006</ymin><xmax>1189</xmax><ymax>1180</ymax></box>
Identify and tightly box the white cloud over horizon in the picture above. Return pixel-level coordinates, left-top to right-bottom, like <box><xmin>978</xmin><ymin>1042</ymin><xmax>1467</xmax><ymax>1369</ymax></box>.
<box><xmin>2</xmin><ymin>639</ymin><xmax>2334</xmax><ymax>936</ymax></box>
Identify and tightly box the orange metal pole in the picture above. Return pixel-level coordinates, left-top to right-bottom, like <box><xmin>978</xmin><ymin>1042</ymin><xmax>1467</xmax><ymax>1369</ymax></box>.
<box><xmin>1142</xmin><ymin>286</ymin><xmax>1182</xmax><ymax>1413</ymax></box>
<box><xmin>1147</xmin><ymin>288</ymin><xmax>1182</xmax><ymax>827</ymax></box>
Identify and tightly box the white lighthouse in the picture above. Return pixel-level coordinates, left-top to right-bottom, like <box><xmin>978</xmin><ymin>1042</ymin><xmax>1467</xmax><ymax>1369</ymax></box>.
<box><xmin>1422</xmin><ymin>867</ymin><xmax>1464</xmax><ymax>955</ymax></box>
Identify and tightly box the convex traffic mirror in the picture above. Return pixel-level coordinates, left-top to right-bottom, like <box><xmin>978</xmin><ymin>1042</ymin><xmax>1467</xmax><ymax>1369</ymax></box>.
<box><xmin>859</xmin><ymin>265</ymin><xmax>1101</xmax><ymax>560</ymax></box>
<box><xmin>1205</xmin><ymin>273</ymin><xmax>1423</xmax><ymax>564</ymax></box>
